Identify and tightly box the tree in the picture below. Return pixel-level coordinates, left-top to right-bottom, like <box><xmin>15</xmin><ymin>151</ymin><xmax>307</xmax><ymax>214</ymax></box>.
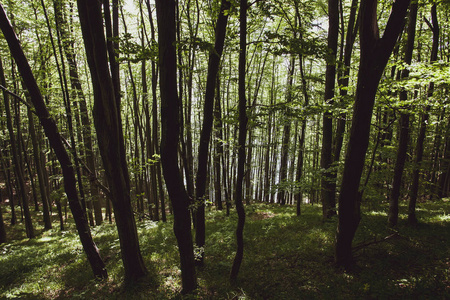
<box><xmin>335</xmin><ymin>0</ymin><xmax>410</xmax><ymax>269</ymax></box>
<box><xmin>320</xmin><ymin>0</ymin><xmax>339</xmax><ymax>219</ymax></box>
<box><xmin>195</xmin><ymin>0</ymin><xmax>231</xmax><ymax>266</ymax></box>
<box><xmin>408</xmin><ymin>3</ymin><xmax>439</xmax><ymax>225</ymax></box>
<box><xmin>0</xmin><ymin>58</ymin><xmax>34</xmax><ymax>239</ymax></box>
<box><xmin>155</xmin><ymin>0</ymin><xmax>197</xmax><ymax>293</ymax></box>
<box><xmin>0</xmin><ymin>3</ymin><xmax>107</xmax><ymax>278</ymax></box>
<box><xmin>387</xmin><ymin>0</ymin><xmax>418</xmax><ymax>227</ymax></box>
<box><xmin>230</xmin><ymin>0</ymin><xmax>248</xmax><ymax>281</ymax></box>
<box><xmin>76</xmin><ymin>0</ymin><xmax>147</xmax><ymax>282</ymax></box>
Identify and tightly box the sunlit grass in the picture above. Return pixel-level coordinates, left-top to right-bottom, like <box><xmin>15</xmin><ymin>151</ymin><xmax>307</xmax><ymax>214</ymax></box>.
<box><xmin>0</xmin><ymin>199</ymin><xmax>449</xmax><ymax>299</ymax></box>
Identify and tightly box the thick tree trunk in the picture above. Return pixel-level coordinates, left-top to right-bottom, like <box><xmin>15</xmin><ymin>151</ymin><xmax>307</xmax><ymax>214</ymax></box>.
<box><xmin>156</xmin><ymin>0</ymin><xmax>197</xmax><ymax>294</ymax></box>
<box><xmin>335</xmin><ymin>0</ymin><xmax>410</xmax><ymax>269</ymax></box>
<box><xmin>0</xmin><ymin>4</ymin><xmax>107</xmax><ymax>278</ymax></box>
<box><xmin>77</xmin><ymin>0</ymin><xmax>147</xmax><ymax>282</ymax></box>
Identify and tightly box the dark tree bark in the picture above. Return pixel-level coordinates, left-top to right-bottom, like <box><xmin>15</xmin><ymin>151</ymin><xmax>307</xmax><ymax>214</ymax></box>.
<box><xmin>0</xmin><ymin>201</ymin><xmax>5</xmax><ymax>243</ymax></box>
<box><xmin>27</xmin><ymin>104</ymin><xmax>52</xmax><ymax>230</ymax></box>
<box><xmin>54</xmin><ymin>0</ymin><xmax>103</xmax><ymax>226</ymax></box>
<box><xmin>230</xmin><ymin>0</ymin><xmax>248</xmax><ymax>282</ymax></box>
<box><xmin>155</xmin><ymin>0</ymin><xmax>197</xmax><ymax>294</ymax></box>
<box><xmin>387</xmin><ymin>1</ymin><xmax>418</xmax><ymax>227</ymax></box>
<box><xmin>194</xmin><ymin>0</ymin><xmax>231</xmax><ymax>266</ymax></box>
<box><xmin>77</xmin><ymin>0</ymin><xmax>147</xmax><ymax>282</ymax></box>
<box><xmin>0</xmin><ymin>4</ymin><xmax>107</xmax><ymax>278</ymax></box>
<box><xmin>214</xmin><ymin>76</ymin><xmax>224</xmax><ymax>211</ymax></box>
<box><xmin>320</xmin><ymin>0</ymin><xmax>339</xmax><ymax>219</ymax></box>
<box><xmin>277</xmin><ymin>56</ymin><xmax>295</xmax><ymax>205</ymax></box>
<box><xmin>408</xmin><ymin>4</ymin><xmax>439</xmax><ymax>225</ymax></box>
<box><xmin>335</xmin><ymin>0</ymin><xmax>410</xmax><ymax>269</ymax></box>
<box><xmin>329</xmin><ymin>0</ymin><xmax>359</xmax><ymax>200</ymax></box>
<box><xmin>0</xmin><ymin>58</ymin><xmax>34</xmax><ymax>239</ymax></box>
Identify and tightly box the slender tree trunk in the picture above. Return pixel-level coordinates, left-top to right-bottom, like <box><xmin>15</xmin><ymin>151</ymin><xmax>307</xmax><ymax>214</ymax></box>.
<box><xmin>387</xmin><ymin>1</ymin><xmax>417</xmax><ymax>227</ymax></box>
<box><xmin>0</xmin><ymin>58</ymin><xmax>34</xmax><ymax>239</ymax></box>
<box><xmin>146</xmin><ymin>0</ymin><xmax>166</xmax><ymax>222</ymax></box>
<box><xmin>194</xmin><ymin>0</ymin><xmax>230</xmax><ymax>266</ymax></box>
<box><xmin>409</xmin><ymin>4</ymin><xmax>439</xmax><ymax>225</ymax></box>
<box><xmin>214</xmin><ymin>75</ymin><xmax>224</xmax><ymax>211</ymax></box>
<box><xmin>277</xmin><ymin>56</ymin><xmax>295</xmax><ymax>205</ymax></box>
<box><xmin>230</xmin><ymin>0</ymin><xmax>247</xmax><ymax>282</ymax></box>
<box><xmin>320</xmin><ymin>0</ymin><xmax>339</xmax><ymax>219</ymax></box>
<box><xmin>156</xmin><ymin>0</ymin><xmax>197</xmax><ymax>293</ymax></box>
<box><xmin>28</xmin><ymin>105</ymin><xmax>52</xmax><ymax>230</ymax></box>
<box><xmin>54</xmin><ymin>0</ymin><xmax>103</xmax><ymax>226</ymax></box>
<box><xmin>335</xmin><ymin>0</ymin><xmax>410</xmax><ymax>269</ymax></box>
<box><xmin>0</xmin><ymin>200</ymin><xmax>5</xmax><ymax>243</ymax></box>
<box><xmin>0</xmin><ymin>4</ymin><xmax>107</xmax><ymax>278</ymax></box>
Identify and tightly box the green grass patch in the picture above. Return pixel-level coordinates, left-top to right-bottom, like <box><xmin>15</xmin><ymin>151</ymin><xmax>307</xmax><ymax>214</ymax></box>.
<box><xmin>0</xmin><ymin>200</ymin><xmax>449</xmax><ymax>299</ymax></box>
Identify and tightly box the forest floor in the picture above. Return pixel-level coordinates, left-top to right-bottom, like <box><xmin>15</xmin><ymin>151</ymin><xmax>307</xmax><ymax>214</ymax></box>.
<box><xmin>0</xmin><ymin>199</ymin><xmax>449</xmax><ymax>299</ymax></box>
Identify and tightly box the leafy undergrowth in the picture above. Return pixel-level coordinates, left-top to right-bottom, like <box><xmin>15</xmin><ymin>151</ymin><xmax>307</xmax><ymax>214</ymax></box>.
<box><xmin>0</xmin><ymin>199</ymin><xmax>449</xmax><ymax>299</ymax></box>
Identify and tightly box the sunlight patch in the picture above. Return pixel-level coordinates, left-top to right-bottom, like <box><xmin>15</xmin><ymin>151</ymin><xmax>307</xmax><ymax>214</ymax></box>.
<box><xmin>367</xmin><ymin>211</ymin><xmax>388</xmax><ymax>217</ymax></box>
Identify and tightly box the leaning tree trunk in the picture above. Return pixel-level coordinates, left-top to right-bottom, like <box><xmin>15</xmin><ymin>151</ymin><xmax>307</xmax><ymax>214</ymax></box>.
<box><xmin>335</xmin><ymin>0</ymin><xmax>410</xmax><ymax>270</ymax></box>
<box><xmin>0</xmin><ymin>4</ymin><xmax>107</xmax><ymax>278</ymax></box>
<box><xmin>155</xmin><ymin>0</ymin><xmax>197</xmax><ymax>294</ymax></box>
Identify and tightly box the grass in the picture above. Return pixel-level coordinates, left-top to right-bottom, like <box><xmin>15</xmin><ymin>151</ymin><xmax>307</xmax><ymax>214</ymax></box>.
<box><xmin>0</xmin><ymin>199</ymin><xmax>449</xmax><ymax>299</ymax></box>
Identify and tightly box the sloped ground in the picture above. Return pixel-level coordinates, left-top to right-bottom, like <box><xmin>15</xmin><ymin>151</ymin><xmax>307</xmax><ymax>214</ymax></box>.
<box><xmin>0</xmin><ymin>199</ymin><xmax>449</xmax><ymax>299</ymax></box>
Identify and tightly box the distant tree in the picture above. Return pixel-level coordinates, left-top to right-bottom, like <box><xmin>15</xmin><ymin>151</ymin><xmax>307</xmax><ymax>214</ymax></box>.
<box><xmin>155</xmin><ymin>0</ymin><xmax>197</xmax><ymax>293</ymax></box>
<box><xmin>335</xmin><ymin>0</ymin><xmax>410</xmax><ymax>269</ymax></box>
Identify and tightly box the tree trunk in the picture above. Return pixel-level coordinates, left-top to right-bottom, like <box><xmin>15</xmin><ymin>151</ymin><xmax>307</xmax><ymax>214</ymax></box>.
<box><xmin>54</xmin><ymin>0</ymin><xmax>103</xmax><ymax>226</ymax></box>
<box><xmin>409</xmin><ymin>4</ymin><xmax>439</xmax><ymax>225</ymax></box>
<box><xmin>0</xmin><ymin>4</ymin><xmax>107</xmax><ymax>278</ymax></box>
<box><xmin>77</xmin><ymin>0</ymin><xmax>147</xmax><ymax>282</ymax></box>
<box><xmin>0</xmin><ymin>58</ymin><xmax>34</xmax><ymax>239</ymax></box>
<box><xmin>335</xmin><ymin>0</ymin><xmax>410</xmax><ymax>269</ymax></box>
<box><xmin>155</xmin><ymin>0</ymin><xmax>197</xmax><ymax>293</ymax></box>
<box><xmin>194</xmin><ymin>0</ymin><xmax>230</xmax><ymax>266</ymax></box>
<box><xmin>320</xmin><ymin>0</ymin><xmax>339</xmax><ymax>219</ymax></box>
<box><xmin>28</xmin><ymin>105</ymin><xmax>52</xmax><ymax>230</ymax></box>
<box><xmin>214</xmin><ymin>75</ymin><xmax>224</xmax><ymax>210</ymax></box>
<box><xmin>230</xmin><ymin>0</ymin><xmax>248</xmax><ymax>282</ymax></box>
<box><xmin>387</xmin><ymin>1</ymin><xmax>417</xmax><ymax>227</ymax></box>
